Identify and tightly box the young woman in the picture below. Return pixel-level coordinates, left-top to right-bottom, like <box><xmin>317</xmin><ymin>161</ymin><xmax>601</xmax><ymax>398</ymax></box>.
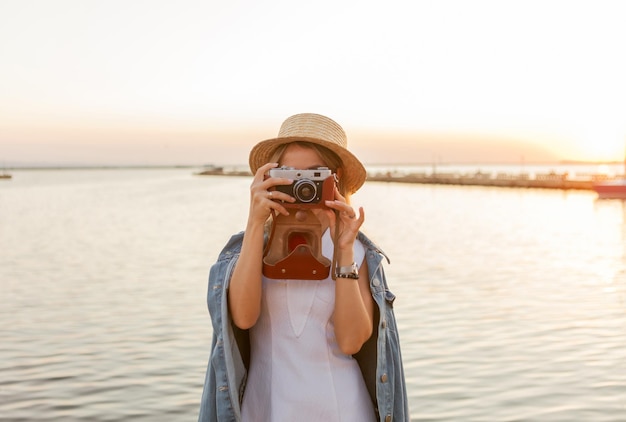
<box><xmin>198</xmin><ymin>113</ymin><xmax>408</xmax><ymax>422</ymax></box>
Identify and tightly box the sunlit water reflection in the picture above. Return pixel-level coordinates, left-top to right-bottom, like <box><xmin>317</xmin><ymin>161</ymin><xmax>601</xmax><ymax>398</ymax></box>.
<box><xmin>1</xmin><ymin>169</ymin><xmax>625</xmax><ymax>421</ymax></box>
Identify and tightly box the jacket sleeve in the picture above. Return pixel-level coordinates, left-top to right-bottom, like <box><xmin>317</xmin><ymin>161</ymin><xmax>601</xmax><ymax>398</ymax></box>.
<box><xmin>199</xmin><ymin>233</ymin><xmax>246</xmax><ymax>422</ymax></box>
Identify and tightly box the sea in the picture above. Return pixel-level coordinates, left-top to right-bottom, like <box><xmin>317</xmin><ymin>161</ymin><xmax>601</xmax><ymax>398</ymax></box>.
<box><xmin>1</xmin><ymin>165</ymin><xmax>625</xmax><ymax>421</ymax></box>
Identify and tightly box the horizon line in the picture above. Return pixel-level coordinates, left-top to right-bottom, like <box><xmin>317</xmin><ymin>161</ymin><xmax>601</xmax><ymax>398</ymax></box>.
<box><xmin>3</xmin><ymin>159</ymin><xmax>624</xmax><ymax>171</ymax></box>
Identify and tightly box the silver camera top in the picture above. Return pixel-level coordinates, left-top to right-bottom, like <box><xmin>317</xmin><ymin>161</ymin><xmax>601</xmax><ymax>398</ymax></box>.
<box><xmin>268</xmin><ymin>166</ymin><xmax>333</xmax><ymax>181</ymax></box>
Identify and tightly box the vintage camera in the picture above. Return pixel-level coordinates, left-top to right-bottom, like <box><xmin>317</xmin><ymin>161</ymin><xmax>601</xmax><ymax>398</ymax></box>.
<box><xmin>268</xmin><ymin>166</ymin><xmax>335</xmax><ymax>208</ymax></box>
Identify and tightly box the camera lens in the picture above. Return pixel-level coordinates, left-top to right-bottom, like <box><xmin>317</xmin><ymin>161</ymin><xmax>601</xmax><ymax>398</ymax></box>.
<box><xmin>293</xmin><ymin>179</ymin><xmax>317</xmax><ymax>203</ymax></box>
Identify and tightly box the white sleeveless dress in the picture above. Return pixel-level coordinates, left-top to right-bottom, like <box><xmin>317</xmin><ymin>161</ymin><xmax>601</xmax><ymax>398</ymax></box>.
<box><xmin>241</xmin><ymin>229</ymin><xmax>376</xmax><ymax>422</ymax></box>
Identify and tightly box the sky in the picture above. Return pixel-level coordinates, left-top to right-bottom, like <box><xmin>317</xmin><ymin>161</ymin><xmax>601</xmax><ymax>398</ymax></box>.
<box><xmin>1</xmin><ymin>0</ymin><xmax>625</xmax><ymax>167</ymax></box>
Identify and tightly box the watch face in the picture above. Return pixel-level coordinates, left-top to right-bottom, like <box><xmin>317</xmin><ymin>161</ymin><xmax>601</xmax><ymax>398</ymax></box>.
<box><xmin>336</xmin><ymin>262</ymin><xmax>359</xmax><ymax>279</ymax></box>
<box><xmin>338</xmin><ymin>263</ymin><xmax>358</xmax><ymax>273</ymax></box>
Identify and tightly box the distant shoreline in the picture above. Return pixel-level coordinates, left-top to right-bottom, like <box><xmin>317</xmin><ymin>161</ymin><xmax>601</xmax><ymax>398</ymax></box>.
<box><xmin>2</xmin><ymin>159</ymin><xmax>623</xmax><ymax>171</ymax></box>
<box><xmin>2</xmin><ymin>165</ymin><xmax>200</xmax><ymax>170</ymax></box>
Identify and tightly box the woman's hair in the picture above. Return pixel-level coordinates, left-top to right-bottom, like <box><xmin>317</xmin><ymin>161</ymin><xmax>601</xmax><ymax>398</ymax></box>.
<box><xmin>269</xmin><ymin>141</ymin><xmax>348</xmax><ymax>197</ymax></box>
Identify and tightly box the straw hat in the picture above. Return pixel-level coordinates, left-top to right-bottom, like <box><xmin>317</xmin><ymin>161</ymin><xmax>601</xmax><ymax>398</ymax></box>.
<box><xmin>248</xmin><ymin>113</ymin><xmax>367</xmax><ymax>194</ymax></box>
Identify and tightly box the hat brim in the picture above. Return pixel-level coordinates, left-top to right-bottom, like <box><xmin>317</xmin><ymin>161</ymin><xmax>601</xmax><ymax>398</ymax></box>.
<box><xmin>249</xmin><ymin>136</ymin><xmax>367</xmax><ymax>194</ymax></box>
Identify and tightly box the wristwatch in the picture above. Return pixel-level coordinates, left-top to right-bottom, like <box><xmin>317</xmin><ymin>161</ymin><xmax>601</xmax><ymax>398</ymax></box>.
<box><xmin>336</xmin><ymin>262</ymin><xmax>359</xmax><ymax>279</ymax></box>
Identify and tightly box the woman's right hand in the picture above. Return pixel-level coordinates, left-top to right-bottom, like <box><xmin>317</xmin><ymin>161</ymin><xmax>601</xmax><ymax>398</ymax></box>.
<box><xmin>248</xmin><ymin>163</ymin><xmax>295</xmax><ymax>225</ymax></box>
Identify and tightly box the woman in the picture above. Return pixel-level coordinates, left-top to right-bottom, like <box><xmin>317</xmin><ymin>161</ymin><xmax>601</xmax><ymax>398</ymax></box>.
<box><xmin>198</xmin><ymin>113</ymin><xmax>408</xmax><ymax>422</ymax></box>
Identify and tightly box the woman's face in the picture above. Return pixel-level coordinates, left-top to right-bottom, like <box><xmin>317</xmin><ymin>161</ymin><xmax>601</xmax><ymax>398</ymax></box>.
<box><xmin>279</xmin><ymin>143</ymin><xmax>326</xmax><ymax>170</ymax></box>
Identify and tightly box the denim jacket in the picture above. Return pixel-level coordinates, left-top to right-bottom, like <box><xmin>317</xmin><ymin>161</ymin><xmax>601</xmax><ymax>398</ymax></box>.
<box><xmin>198</xmin><ymin>231</ymin><xmax>409</xmax><ymax>422</ymax></box>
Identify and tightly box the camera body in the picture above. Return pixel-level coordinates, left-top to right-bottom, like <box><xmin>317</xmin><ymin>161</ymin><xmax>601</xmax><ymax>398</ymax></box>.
<box><xmin>269</xmin><ymin>166</ymin><xmax>335</xmax><ymax>208</ymax></box>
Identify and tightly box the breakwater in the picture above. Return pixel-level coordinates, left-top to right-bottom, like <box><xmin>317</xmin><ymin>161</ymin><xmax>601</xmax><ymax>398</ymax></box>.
<box><xmin>367</xmin><ymin>171</ymin><xmax>605</xmax><ymax>190</ymax></box>
<box><xmin>196</xmin><ymin>167</ymin><xmax>615</xmax><ymax>191</ymax></box>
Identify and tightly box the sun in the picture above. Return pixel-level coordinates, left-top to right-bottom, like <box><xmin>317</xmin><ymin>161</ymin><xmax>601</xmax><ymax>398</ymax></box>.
<box><xmin>575</xmin><ymin>128</ymin><xmax>625</xmax><ymax>162</ymax></box>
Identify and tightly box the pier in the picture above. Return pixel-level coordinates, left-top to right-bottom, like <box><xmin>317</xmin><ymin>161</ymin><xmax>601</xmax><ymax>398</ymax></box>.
<box><xmin>366</xmin><ymin>171</ymin><xmax>607</xmax><ymax>191</ymax></box>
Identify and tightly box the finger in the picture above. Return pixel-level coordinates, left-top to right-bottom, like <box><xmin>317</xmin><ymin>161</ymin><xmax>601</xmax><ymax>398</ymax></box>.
<box><xmin>264</xmin><ymin>186</ymin><xmax>295</xmax><ymax>206</ymax></box>
<box><xmin>264</xmin><ymin>189</ymin><xmax>293</xmax><ymax>204</ymax></box>
<box><xmin>260</xmin><ymin>169</ymin><xmax>295</xmax><ymax>193</ymax></box>
<box><xmin>333</xmin><ymin>185</ymin><xmax>346</xmax><ymax>203</ymax></box>
<box><xmin>254</xmin><ymin>162</ymin><xmax>279</xmax><ymax>182</ymax></box>
<box><xmin>356</xmin><ymin>206</ymin><xmax>365</xmax><ymax>224</ymax></box>
<box><xmin>269</xmin><ymin>200</ymin><xmax>290</xmax><ymax>216</ymax></box>
<box><xmin>340</xmin><ymin>206</ymin><xmax>364</xmax><ymax>225</ymax></box>
<box><xmin>254</xmin><ymin>188</ymin><xmax>294</xmax><ymax>209</ymax></box>
<box><xmin>324</xmin><ymin>199</ymin><xmax>353</xmax><ymax>215</ymax></box>
<box><xmin>253</xmin><ymin>189</ymin><xmax>290</xmax><ymax>216</ymax></box>
<box><xmin>251</xmin><ymin>163</ymin><xmax>295</xmax><ymax>203</ymax></box>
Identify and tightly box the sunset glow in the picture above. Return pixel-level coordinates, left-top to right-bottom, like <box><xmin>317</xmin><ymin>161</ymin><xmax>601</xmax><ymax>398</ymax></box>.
<box><xmin>1</xmin><ymin>0</ymin><xmax>625</xmax><ymax>166</ymax></box>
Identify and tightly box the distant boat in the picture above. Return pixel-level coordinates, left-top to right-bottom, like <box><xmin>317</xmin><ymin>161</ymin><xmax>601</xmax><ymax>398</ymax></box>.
<box><xmin>593</xmin><ymin>179</ymin><xmax>626</xmax><ymax>199</ymax></box>
<box><xmin>593</xmin><ymin>141</ymin><xmax>626</xmax><ymax>199</ymax></box>
<box><xmin>0</xmin><ymin>168</ymin><xmax>11</xmax><ymax>180</ymax></box>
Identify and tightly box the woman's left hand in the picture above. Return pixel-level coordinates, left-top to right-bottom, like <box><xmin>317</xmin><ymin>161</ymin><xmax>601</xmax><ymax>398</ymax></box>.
<box><xmin>324</xmin><ymin>186</ymin><xmax>365</xmax><ymax>250</ymax></box>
